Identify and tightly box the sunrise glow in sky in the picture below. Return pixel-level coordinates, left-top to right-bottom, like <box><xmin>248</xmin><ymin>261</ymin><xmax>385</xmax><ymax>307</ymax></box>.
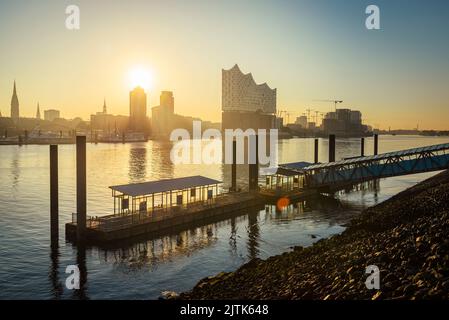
<box><xmin>127</xmin><ymin>66</ymin><xmax>154</xmax><ymax>91</ymax></box>
<box><xmin>0</xmin><ymin>0</ymin><xmax>448</xmax><ymax>129</ymax></box>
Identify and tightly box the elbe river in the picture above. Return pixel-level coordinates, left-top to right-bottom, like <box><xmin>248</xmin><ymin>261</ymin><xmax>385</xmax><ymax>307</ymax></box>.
<box><xmin>1</xmin><ymin>135</ymin><xmax>448</xmax><ymax>299</ymax></box>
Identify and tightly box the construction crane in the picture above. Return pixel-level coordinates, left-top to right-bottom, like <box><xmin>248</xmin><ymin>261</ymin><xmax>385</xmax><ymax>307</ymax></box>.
<box><xmin>278</xmin><ymin>109</ymin><xmax>298</xmax><ymax>124</ymax></box>
<box><xmin>319</xmin><ymin>112</ymin><xmax>325</xmax><ymax>122</ymax></box>
<box><xmin>314</xmin><ymin>99</ymin><xmax>343</xmax><ymax>112</ymax></box>
<box><xmin>305</xmin><ymin>108</ymin><xmax>313</xmax><ymax>122</ymax></box>
<box><xmin>277</xmin><ymin>110</ymin><xmax>286</xmax><ymax>119</ymax></box>
<box><xmin>314</xmin><ymin>110</ymin><xmax>320</xmax><ymax>124</ymax></box>
<box><xmin>287</xmin><ymin>112</ymin><xmax>294</xmax><ymax>124</ymax></box>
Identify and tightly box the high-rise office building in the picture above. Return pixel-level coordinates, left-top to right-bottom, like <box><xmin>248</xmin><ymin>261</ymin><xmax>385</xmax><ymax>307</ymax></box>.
<box><xmin>160</xmin><ymin>91</ymin><xmax>174</xmax><ymax>114</ymax></box>
<box><xmin>10</xmin><ymin>81</ymin><xmax>19</xmax><ymax>123</ymax></box>
<box><xmin>151</xmin><ymin>91</ymin><xmax>175</xmax><ymax>138</ymax></box>
<box><xmin>129</xmin><ymin>86</ymin><xmax>147</xmax><ymax>132</ymax></box>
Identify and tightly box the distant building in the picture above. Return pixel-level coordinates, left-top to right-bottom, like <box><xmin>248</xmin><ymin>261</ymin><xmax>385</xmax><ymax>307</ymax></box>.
<box><xmin>325</xmin><ymin>112</ymin><xmax>337</xmax><ymax>120</ymax></box>
<box><xmin>10</xmin><ymin>81</ymin><xmax>19</xmax><ymax>123</ymax></box>
<box><xmin>221</xmin><ymin>64</ymin><xmax>276</xmax><ymax>131</ymax></box>
<box><xmin>36</xmin><ymin>103</ymin><xmax>41</xmax><ymax>120</ymax></box>
<box><xmin>295</xmin><ymin>116</ymin><xmax>308</xmax><ymax>128</ymax></box>
<box><xmin>275</xmin><ymin>117</ymin><xmax>283</xmax><ymax>129</ymax></box>
<box><xmin>90</xmin><ymin>100</ymin><xmax>129</xmax><ymax>134</ymax></box>
<box><xmin>151</xmin><ymin>91</ymin><xmax>175</xmax><ymax>138</ymax></box>
<box><xmin>222</xmin><ymin>64</ymin><xmax>276</xmax><ymax>114</ymax></box>
<box><xmin>151</xmin><ymin>91</ymin><xmax>219</xmax><ymax>139</ymax></box>
<box><xmin>350</xmin><ymin>110</ymin><xmax>361</xmax><ymax>123</ymax></box>
<box><xmin>129</xmin><ymin>86</ymin><xmax>148</xmax><ymax>132</ymax></box>
<box><xmin>90</xmin><ymin>100</ymin><xmax>113</xmax><ymax>129</ymax></box>
<box><xmin>322</xmin><ymin>108</ymin><xmax>368</xmax><ymax>137</ymax></box>
<box><xmin>307</xmin><ymin>122</ymin><xmax>316</xmax><ymax>130</ymax></box>
<box><xmin>44</xmin><ymin>109</ymin><xmax>60</xmax><ymax>122</ymax></box>
<box><xmin>160</xmin><ymin>91</ymin><xmax>174</xmax><ymax>114</ymax></box>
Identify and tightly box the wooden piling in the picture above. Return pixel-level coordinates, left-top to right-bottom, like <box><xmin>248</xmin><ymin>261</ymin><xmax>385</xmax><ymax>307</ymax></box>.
<box><xmin>314</xmin><ymin>138</ymin><xmax>319</xmax><ymax>163</ymax></box>
<box><xmin>374</xmin><ymin>134</ymin><xmax>378</xmax><ymax>155</ymax></box>
<box><xmin>361</xmin><ymin>137</ymin><xmax>365</xmax><ymax>157</ymax></box>
<box><xmin>231</xmin><ymin>140</ymin><xmax>237</xmax><ymax>191</ymax></box>
<box><xmin>249</xmin><ymin>135</ymin><xmax>259</xmax><ymax>191</ymax></box>
<box><xmin>76</xmin><ymin>136</ymin><xmax>87</xmax><ymax>241</ymax></box>
<box><xmin>329</xmin><ymin>134</ymin><xmax>336</xmax><ymax>162</ymax></box>
<box><xmin>50</xmin><ymin>145</ymin><xmax>58</xmax><ymax>246</ymax></box>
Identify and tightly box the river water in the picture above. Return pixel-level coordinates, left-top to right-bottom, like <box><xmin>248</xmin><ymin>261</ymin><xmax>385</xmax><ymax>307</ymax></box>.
<box><xmin>0</xmin><ymin>135</ymin><xmax>448</xmax><ymax>299</ymax></box>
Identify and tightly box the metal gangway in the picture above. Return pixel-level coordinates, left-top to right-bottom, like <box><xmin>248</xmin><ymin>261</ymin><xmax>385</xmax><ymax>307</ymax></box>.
<box><xmin>279</xmin><ymin>142</ymin><xmax>449</xmax><ymax>191</ymax></box>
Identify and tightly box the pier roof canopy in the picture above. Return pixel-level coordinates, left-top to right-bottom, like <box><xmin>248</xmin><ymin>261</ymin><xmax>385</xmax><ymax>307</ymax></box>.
<box><xmin>109</xmin><ymin>175</ymin><xmax>221</xmax><ymax>197</ymax></box>
<box><xmin>275</xmin><ymin>161</ymin><xmax>313</xmax><ymax>176</ymax></box>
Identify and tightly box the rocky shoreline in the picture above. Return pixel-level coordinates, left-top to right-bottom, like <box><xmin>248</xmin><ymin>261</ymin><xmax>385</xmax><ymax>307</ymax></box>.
<box><xmin>180</xmin><ymin>171</ymin><xmax>449</xmax><ymax>300</ymax></box>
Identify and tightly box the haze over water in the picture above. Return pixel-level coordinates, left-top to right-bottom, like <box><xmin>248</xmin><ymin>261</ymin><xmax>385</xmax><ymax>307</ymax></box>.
<box><xmin>1</xmin><ymin>135</ymin><xmax>448</xmax><ymax>299</ymax></box>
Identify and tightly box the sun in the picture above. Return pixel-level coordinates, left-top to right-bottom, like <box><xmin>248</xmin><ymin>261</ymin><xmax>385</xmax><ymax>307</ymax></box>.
<box><xmin>127</xmin><ymin>66</ymin><xmax>154</xmax><ymax>91</ymax></box>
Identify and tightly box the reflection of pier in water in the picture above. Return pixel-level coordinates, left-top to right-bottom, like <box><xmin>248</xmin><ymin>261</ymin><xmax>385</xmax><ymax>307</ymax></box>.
<box><xmin>337</xmin><ymin>179</ymin><xmax>380</xmax><ymax>194</ymax></box>
<box><xmin>263</xmin><ymin>194</ymin><xmax>364</xmax><ymax>228</ymax></box>
<box><xmin>73</xmin><ymin>245</ymin><xmax>88</xmax><ymax>299</ymax></box>
<box><xmin>97</xmin><ymin>216</ymin><xmax>250</xmax><ymax>269</ymax></box>
<box><xmin>48</xmin><ymin>245</ymin><xmax>63</xmax><ymax>299</ymax></box>
<box><xmin>91</xmin><ymin>193</ymin><xmax>363</xmax><ymax>269</ymax></box>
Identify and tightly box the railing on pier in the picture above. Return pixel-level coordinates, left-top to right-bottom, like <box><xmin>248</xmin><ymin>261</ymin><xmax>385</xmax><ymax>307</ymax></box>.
<box><xmin>72</xmin><ymin>191</ymin><xmax>253</xmax><ymax>233</ymax></box>
<box><xmin>303</xmin><ymin>143</ymin><xmax>449</xmax><ymax>190</ymax></box>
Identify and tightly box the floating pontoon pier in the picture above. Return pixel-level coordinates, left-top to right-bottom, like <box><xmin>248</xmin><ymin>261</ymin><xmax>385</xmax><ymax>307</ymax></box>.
<box><xmin>63</xmin><ymin>135</ymin><xmax>449</xmax><ymax>244</ymax></box>
<box><xmin>66</xmin><ymin>175</ymin><xmax>263</xmax><ymax>242</ymax></box>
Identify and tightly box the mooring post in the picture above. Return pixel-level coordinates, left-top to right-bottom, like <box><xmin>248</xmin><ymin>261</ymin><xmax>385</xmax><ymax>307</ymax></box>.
<box><xmin>255</xmin><ymin>134</ymin><xmax>259</xmax><ymax>190</ymax></box>
<box><xmin>50</xmin><ymin>145</ymin><xmax>58</xmax><ymax>246</ymax></box>
<box><xmin>76</xmin><ymin>136</ymin><xmax>87</xmax><ymax>241</ymax></box>
<box><xmin>329</xmin><ymin>134</ymin><xmax>336</xmax><ymax>162</ymax></box>
<box><xmin>374</xmin><ymin>134</ymin><xmax>378</xmax><ymax>155</ymax></box>
<box><xmin>249</xmin><ymin>134</ymin><xmax>259</xmax><ymax>191</ymax></box>
<box><xmin>75</xmin><ymin>244</ymin><xmax>87</xmax><ymax>299</ymax></box>
<box><xmin>231</xmin><ymin>139</ymin><xmax>237</xmax><ymax>191</ymax></box>
<box><xmin>314</xmin><ymin>138</ymin><xmax>319</xmax><ymax>163</ymax></box>
<box><xmin>361</xmin><ymin>137</ymin><xmax>365</xmax><ymax>157</ymax></box>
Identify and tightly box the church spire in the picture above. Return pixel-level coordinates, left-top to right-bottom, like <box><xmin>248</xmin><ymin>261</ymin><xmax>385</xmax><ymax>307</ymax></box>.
<box><xmin>10</xmin><ymin>80</ymin><xmax>19</xmax><ymax>122</ymax></box>
<box><xmin>103</xmin><ymin>98</ymin><xmax>107</xmax><ymax>114</ymax></box>
<box><xmin>36</xmin><ymin>102</ymin><xmax>41</xmax><ymax>120</ymax></box>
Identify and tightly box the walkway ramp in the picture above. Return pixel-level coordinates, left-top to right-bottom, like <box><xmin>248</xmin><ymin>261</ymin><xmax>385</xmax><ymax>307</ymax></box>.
<box><xmin>300</xmin><ymin>142</ymin><xmax>449</xmax><ymax>190</ymax></box>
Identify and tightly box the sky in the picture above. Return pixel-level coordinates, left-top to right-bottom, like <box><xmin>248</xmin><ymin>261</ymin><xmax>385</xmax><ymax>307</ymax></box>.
<box><xmin>0</xmin><ymin>0</ymin><xmax>448</xmax><ymax>130</ymax></box>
